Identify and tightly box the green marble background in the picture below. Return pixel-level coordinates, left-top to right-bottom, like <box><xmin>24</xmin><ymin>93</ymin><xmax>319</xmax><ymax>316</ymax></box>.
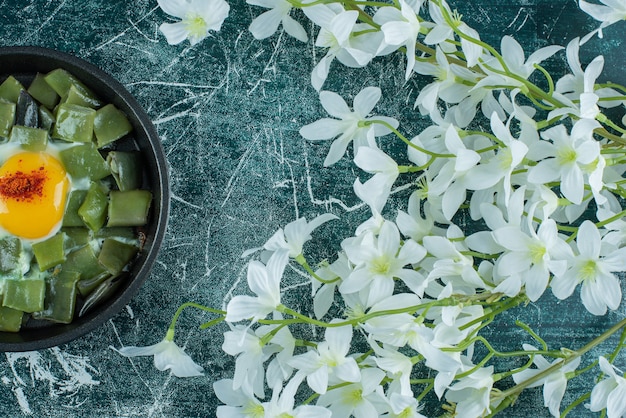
<box><xmin>0</xmin><ymin>0</ymin><xmax>624</xmax><ymax>416</ymax></box>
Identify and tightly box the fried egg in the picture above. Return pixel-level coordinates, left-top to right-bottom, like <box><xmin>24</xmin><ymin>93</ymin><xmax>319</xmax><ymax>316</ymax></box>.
<box><xmin>0</xmin><ymin>145</ymin><xmax>71</xmax><ymax>241</ymax></box>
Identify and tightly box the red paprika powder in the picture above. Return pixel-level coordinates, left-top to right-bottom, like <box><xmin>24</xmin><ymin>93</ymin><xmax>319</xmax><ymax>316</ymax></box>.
<box><xmin>0</xmin><ymin>166</ymin><xmax>47</xmax><ymax>202</ymax></box>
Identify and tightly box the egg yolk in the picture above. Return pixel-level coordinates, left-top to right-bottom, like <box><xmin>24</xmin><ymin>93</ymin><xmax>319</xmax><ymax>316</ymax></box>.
<box><xmin>0</xmin><ymin>152</ymin><xmax>69</xmax><ymax>240</ymax></box>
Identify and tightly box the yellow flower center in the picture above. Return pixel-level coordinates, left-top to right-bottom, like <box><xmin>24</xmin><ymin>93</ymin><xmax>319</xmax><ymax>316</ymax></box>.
<box><xmin>370</xmin><ymin>256</ymin><xmax>391</xmax><ymax>275</ymax></box>
<box><xmin>243</xmin><ymin>402</ymin><xmax>264</xmax><ymax>418</ymax></box>
<box><xmin>556</xmin><ymin>146</ymin><xmax>577</xmax><ymax>166</ymax></box>
<box><xmin>347</xmin><ymin>388</ymin><xmax>363</xmax><ymax>405</ymax></box>
<box><xmin>529</xmin><ymin>242</ymin><xmax>546</xmax><ymax>264</ymax></box>
<box><xmin>579</xmin><ymin>260</ymin><xmax>597</xmax><ymax>281</ymax></box>
<box><xmin>184</xmin><ymin>13</ymin><xmax>208</xmax><ymax>38</ymax></box>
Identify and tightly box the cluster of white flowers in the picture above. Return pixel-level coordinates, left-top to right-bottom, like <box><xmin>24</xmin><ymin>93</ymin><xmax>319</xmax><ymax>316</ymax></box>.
<box><xmin>116</xmin><ymin>0</ymin><xmax>626</xmax><ymax>416</ymax></box>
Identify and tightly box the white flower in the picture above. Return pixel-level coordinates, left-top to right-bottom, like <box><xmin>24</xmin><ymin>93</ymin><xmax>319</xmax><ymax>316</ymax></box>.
<box><xmin>476</xmin><ymin>36</ymin><xmax>562</xmax><ymax>89</ymax></box>
<box><xmin>384</xmin><ymin>393</ymin><xmax>427</xmax><ymax>418</ymax></box>
<box><xmin>423</xmin><ymin>234</ymin><xmax>484</xmax><ymax>289</ymax></box>
<box><xmin>512</xmin><ymin>344</ymin><xmax>581</xmax><ymax>417</ymax></box>
<box><xmin>396</xmin><ymin>190</ymin><xmax>436</xmax><ymax>242</ymax></box>
<box><xmin>247</xmin><ymin>0</ymin><xmax>307</xmax><ymax>42</ymax></box>
<box><xmin>214</xmin><ymin>378</ymin><xmax>265</xmax><ymax>418</ymax></box>
<box><xmin>341</xmin><ymin>221</ymin><xmax>427</xmax><ymax>306</ymax></box>
<box><xmin>463</xmin><ymin>113</ymin><xmax>529</xmax><ymax>206</ymax></box>
<box><xmin>300</xmin><ymin>87</ymin><xmax>398</xmax><ymax>166</ymax></box>
<box><xmin>579</xmin><ymin>0</ymin><xmax>626</xmax><ymax>37</ymax></box>
<box><xmin>554</xmin><ymin>38</ymin><xmax>623</xmax><ymax>111</ymax></box>
<box><xmin>114</xmin><ymin>334</ymin><xmax>204</xmax><ymax>378</ymax></box>
<box><xmin>424</xmin><ymin>0</ymin><xmax>482</xmax><ymax>67</ymax></box>
<box><xmin>303</xmin><ymin>5</ymin><xmax>376</xmax><ymax>90</ymax></box>
<box><xmin>263</xmin><ymin>374</ymin><xmax>333</xmax><ymax>417</ymax></box>
<box><xmin>492</xmin><ymin>217</ymin><xmax>572</xmax><ymax>301</ymax></box>
<box><xmin>354</xmin><ymin>147</ymin><xmax>399</xmax><ymax>210</ymax></box>
<box><xmin>288</xmin><ymin>323</ymin><xmax>361</xmax><ymax>394</ymax></box>
<box><xmin>157</xmin><ymin>0</ymin><xmax>230</xmax><ymax>45</ymax></box>
<box><xmin>527</xmin><ymin>119</ymin><xmax>602</xmax><ymax>205</ymax></box>
<box><xmin>427</xmin><ymin>125</ymin><xmax>481</xmax><ymax>220</ymax></box>
<box><xmin>551</xmin><ymin>220</ymin><xmax>626</xmax><ymax>315</ymax></box>
<box><xmin>374</xmin><ymin>0</ymin><xmax>422</xmax><ymax>80</ymax></box>
<box><xmin>550</xmin><ymin>54</ymin><xmax>604</xmax><ymax>121</ymax></box>
<box><xmin>368</xmin><ymin>339</ymin><xmax>414</xmax><ymax>397</ymax></box>
<box><xmin>589</xmin><ymin>356</ymin><xmax>626</xmax><ymax>417</ymax></box>
<box><xmin>445</xmin><ymin>365</ymin><xmax>494</xmax><ymax>418</ymax></box>
<box><xmin>264</xmin><ymin>214</ymin><xmax>338</xmax><ymax>258</ymax></box>
<box><xmin>317</xmin><ymin>367</ymin><xmax>388</xmax><ymax>417</ymax></box>
<box><xmin>222</xmin><ymin>325</ymin><xmax>270</xmax><ymax>397</ymax></box>
<box><xmin>413</xmin><ymin>47</ymin><xmax>473</xmax><ymax>115</ymax></box>
<box><xmin>225</xmin><ymin>249</ymin><xmax>289</xmax><ymax>322</ymax></box>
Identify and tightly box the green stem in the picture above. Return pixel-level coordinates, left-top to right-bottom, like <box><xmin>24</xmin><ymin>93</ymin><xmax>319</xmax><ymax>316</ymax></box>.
<box><xmin>365</xmin><ymin>119</ymin><xmax>454</xmax><ymax>158</ymax></box>
<box><xmin>496</xmin><ymin>317</ymin><xmax>626</xmax><ymax>401</ymax></box>
<box><xmin>166</xmin><ymin>302</ymin><xmax>225</xmax><ymax>340</ymax></box>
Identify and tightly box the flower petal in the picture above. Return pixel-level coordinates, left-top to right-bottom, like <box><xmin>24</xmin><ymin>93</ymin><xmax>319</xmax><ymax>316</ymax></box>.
<box><xmin>353</xmin><ymin>87</ymin><xmax>381</xmax><ymax>117</ymax></box>
<box><xmin>249</xmin><ymin>9</ymin><xmax>283</xmax><ymax>40</ymax></box>
<box><xmin>159</xmin><ymin>22</ymin><xmax>190</xmax><ymax>45</ymax></box>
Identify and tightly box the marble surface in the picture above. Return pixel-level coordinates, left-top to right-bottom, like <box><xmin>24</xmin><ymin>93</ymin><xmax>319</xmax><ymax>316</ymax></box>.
<box><xmin>0</xmin><ymin>0</ymin><xmax>623</xmax><ymax>416</ymax></box>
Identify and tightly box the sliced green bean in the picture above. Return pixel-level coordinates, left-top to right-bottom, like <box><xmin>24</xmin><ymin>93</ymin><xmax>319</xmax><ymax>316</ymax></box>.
<box><xmin>78</xmin><ymin>182</ymin><xmax>108</xmax><ymax>231</ymax></box>
<box><xmin>33</xmin><ymin>270</ymin><xmax>80</xmax><ymax>324</ymax></box>
<box><xmin>94</xmin><ymin>226</ymin><xmax>136</xmax><ymax>241</ymax></box>
<box><xmin>79</xmin><ymin>275</ymin><xmax>123</xmax><ymax>317</ymax></box>
<box><xmin>52</xmin><ymin>103</ymin><xmax>96</xmax><ymax>143</ymax></box>
<box><xmin>38</xmin><ymin>106</ymin><xmax>54</xmax><ymax>131</ymax></box>
<box><xmin>59</xmin><ymin>143</ymin><xmax>111</xmax><ymax>180</ymax></box>
<box><xmin>15</xmin><ymin>90</ymin><xmax>39</xmax><ymax>128</ymax></box>
<box><xmin>63</xmin><ymin>190</ymin><xmax>88</xmax><ymax>227</ymax></box>
<box><xmin>44</xmin><ymin>69</ymin><xmax>102</xmax><ymax>107</ymax></box>
<box><xmin>62</xmin><ymin>244</ymin><xmax>106</xmax><ymax>280</ymax></box>
<box><xmin>107</xmin><ymin>151</ymin><xmax>142</xmax><ymax>191</ymax></box>
<box><xmin>94</xmin><ymin>104</ymin><xmax>133</xmax><ymax>148</ymax></box>
<box><xmin>61</xmin><ymin>227</ymin><xmax>91</xmax><ymax>250</ymax></box>
<box><xmin>98</xmin><ymin>238</ymin><xmax>138</xmax><ymax>275</ymax></box>
<box><xmin>32</xmin><ymin>232</ymin><xmax>66</xmax><ymax>271</ymax></box>
<box><xmin>0</xmin><ymin>76</ymin><xmax>24</xmax><ymax>103</ymax></box>
<box><xmin>27</xmin><ymin>73</ymin><xmax>59</xmax><ymax>110</ymax></box>
<box><xmin>0</xmin><ymin>236</ymin><xmax>22</xmax><ymax>274</ymax></box>
<box><xmin>77</xmin><ymin>271</ymin><xmax>111</xmax><ymax>297</ymax></box>
<box><xmin>3</xmin><ymin>270</ymin><xmax>45</xmax><ymax>313</ymax></box>
<box><xmin>0</xmin><ymin>100</ymin><xmax>16</xmax><ymax>137</ymax></box>
<box><xmin>107</xmin><ymin>190</ymin><xmax>152</xmax><ymax>227</ymax></box>
<box><xmin>9</xmin><ymin>125</ymin><xmax>48</xmax><ymax>151</ymax></box>
<box><xmin>0</xmin><ymin>306</ymin><xmax>23</xmax><ymax>332</ymax></box>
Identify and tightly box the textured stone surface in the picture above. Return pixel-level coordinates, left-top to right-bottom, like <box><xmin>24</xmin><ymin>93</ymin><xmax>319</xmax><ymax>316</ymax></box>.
<box><xmin>0</xmin><ymin>0</ymin><xmax>623</xmax><ymax>416</ymax></box>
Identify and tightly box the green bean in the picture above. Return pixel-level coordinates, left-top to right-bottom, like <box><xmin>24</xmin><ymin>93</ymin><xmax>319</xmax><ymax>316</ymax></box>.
<box><xmin>63</xmin><ymin>190</ymin><xmax>88</xmax><ymax>227</ymax></box>
<box><xmin>78</xmin><ymin>182</ymin><xmax>108</xmax><ymax>232</ymax></box>
<box><xmin>3</xmin><ymin>269</ymin><xmax>45</xmax><ymax>313</ymax></box>
<box><xmin>94</xmin><ymin>104</ymin><xmax>133</xmax><ymax>147</ymax></box>
<box><xmin>77</xmin><ymin>271</ymin><xmax>111</xmax><ymax>297</ymax></box>
<box><xmin>32</xmin><ymin>232</ymin><xmax>66</xmax><ymax>271</ymax></box>
<box><xmin>107</xmin><ymin>190</ymin><xmax>152</xmax><ymax>227</ymax></box>
<box><xmin>62</xmin><ymin>244</ymin><xmax>106</xmax><ymax>280</ymax></box>
<box><xmin>0</xmin><ymin>76</ymin><xmax>24</xmax><ymax>103</ymax></box>
<box><xmin>79</xmin><ymin>275</ymin><xmax>123</xmax><ymax>317</ymax></box>
<box><xmin>59</xmin><ymin>143</ymin><xmax>111</xmax><ymax>180</ymax></box>
<box><xmin>27</xmin><ymin>73</ymin><xmax>59</xmax><ymax>110</ymax></box>
<box><xmin>0</xmin><ymin>236</ymin><xmax>21</xmax><ymax>274</ymax></box>
<box><xmin>33</xmin><ymin>270</ymin><xmax>80</xmax><ymax>324</ymax></box>
<box><xmin>0</xmin><ymin>100</ymin><xmax>16</xmax><ymax>137</ymax></box>
<box><xmin>9</xmin><ymin>125</ymin><xmax>48</xmax><ymax>151</ymax></box>
<box><xmin>43</xmin><ymin>69</ymin><xmax>102</xmax><ymax>107</ymax></box>
<box><xmin>107</xmin><ymin>151</ymin><xmax>142</xmax><ymax>191</ymax></box>
<box><xmin>0</xmin><ymin>306</ymin><xmax>23</xmax><ymax>332</ymax></box>
<box><xmin>98</xmin><ymin>238</ymin><xmax>138</xmax><ymax>276</ymax></box>
<box><xmin>52</xmin><ymin>103</ymin><xmax>96</xmax><ymax>143</ymax></box>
